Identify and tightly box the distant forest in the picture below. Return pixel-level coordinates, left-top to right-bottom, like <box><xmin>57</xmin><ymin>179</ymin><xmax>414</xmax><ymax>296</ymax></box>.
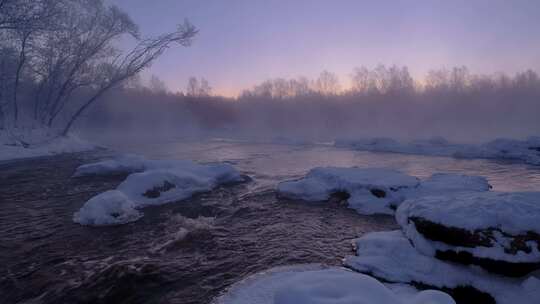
<box><xmin>82</xmin><ymin>66</ymin><xmax>540</xmax><ymax>142</ymax></box>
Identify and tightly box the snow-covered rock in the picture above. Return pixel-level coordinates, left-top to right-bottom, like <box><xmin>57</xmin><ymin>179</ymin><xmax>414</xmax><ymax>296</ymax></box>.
<box><xmin>277</xmin><ymin>167</ymin><xmax>420</xmax><ymax>215</ymax></box>
<box><xmin>396</xmin><ymin>192</ymin><xmax>540</xmax><ymax>276</ymax></box>
<box><xmin>408</xmin><ymin>173</ymin><xmax>491</xmax><ymax>197</ymax></box>
<box><xmin>73</xmin><ymin>190</ymin><xmax>142</xmax><ymax>226</ymax></box>
<box><xmin>277</xmin><ymin>167</ymin><xmax>490</xmax><ymax>215</ymax></box>
<box><xmin>344</xmin><ymin>230</ymin><xmax>540</xmax><ymax>304</ymax></box>
<box><xmin>214</xmin><ymin>264</ymin><xmax>455</xmax><ymax>304</ymax></box>
<box><xmin>73</xmin><ymin>156</ymin><xmax>245</xmax><ymax>226</ymax></box>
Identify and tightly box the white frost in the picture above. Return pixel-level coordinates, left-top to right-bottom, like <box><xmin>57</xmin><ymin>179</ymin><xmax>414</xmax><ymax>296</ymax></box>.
<box><xmin>344</xmin><ymin>231</ymin><xmax>540</xmax><ymax>304</ymax></box>
<box><xmin>215</xmin><ymin>264</ymin><xmax>455</xmax><ymax>304</ymax></box>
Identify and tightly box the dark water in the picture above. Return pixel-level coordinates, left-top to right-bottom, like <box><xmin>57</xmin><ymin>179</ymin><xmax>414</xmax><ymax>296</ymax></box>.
<box><xmin>1</xmin><ymin>140</ymin><xmax>540</xmax><ymax>304</ymax></box>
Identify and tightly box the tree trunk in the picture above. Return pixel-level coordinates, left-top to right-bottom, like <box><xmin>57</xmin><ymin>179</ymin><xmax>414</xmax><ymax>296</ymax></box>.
<box><xmin>13</xmin><ymin>31</ymin><xmax>30</xmax><ymax>128</ymax></box>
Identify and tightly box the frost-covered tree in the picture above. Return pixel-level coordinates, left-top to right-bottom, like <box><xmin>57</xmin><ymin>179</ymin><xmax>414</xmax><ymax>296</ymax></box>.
<box><xmin>0</xmin><ymin>0</ymin><xmax>197</xmax><ymax>137</ymax></box>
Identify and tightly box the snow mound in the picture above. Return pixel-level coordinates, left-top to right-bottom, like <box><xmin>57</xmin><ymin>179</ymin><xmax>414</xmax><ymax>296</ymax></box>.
<box><xmin>344</xmin><ymin>231</ymin><xmax>540</xmax><ymax>304</ymax></box>
<box><xmin>336</xmin><ymin>136</ymin><xmax>540</xmax><ymax>165</ymax></box>
<box><xmin>215</xmin><ymin>265</ymin><xmax>455</xmax><ymax>304</ymax></box>
<box><xmin>277</xmin><ymin>167</ymin><xmax>420</xmax><ymax>215</ymax></box>
<box><xmin>74</xmin><ymin>156</ymin><xmax>244</xmax><ymax>226</ymax></box>
<box><xmin>396</xmin><ymin>192</ymin><xmax>540</xmax><ymax>274</ymax></box>
<box><xmin>397</xmin><ymin>191</ymin><xmax>540</xmax><ymax>236</ymax></box>
<box><xmin>277</xmin><ymin>167</ymin><xmax>490</xmax><ymax>215</ymax></box>
<box><xmin>409</xmin><ymin>173</ymin><xmax>491</xmax><ymax>197</ymax></box>
<box><xmin>73</xmin><ymin>190</ymin><xmax>142</xmax><ymax>226</ymax></box>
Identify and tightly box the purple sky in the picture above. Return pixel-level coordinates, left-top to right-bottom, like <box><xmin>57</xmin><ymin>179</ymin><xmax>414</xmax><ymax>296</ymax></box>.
<box><xmin>110</xmin><ymin>0</ymin><xmax>540</xmax><ymax>96</ymax></box>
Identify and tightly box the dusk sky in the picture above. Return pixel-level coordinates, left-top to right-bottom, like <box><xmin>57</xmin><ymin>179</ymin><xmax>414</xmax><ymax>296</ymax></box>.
<box><xmin>109</xmin><ymin>0</ymin><xmax>540</xmax><ymax>96</ymax></box>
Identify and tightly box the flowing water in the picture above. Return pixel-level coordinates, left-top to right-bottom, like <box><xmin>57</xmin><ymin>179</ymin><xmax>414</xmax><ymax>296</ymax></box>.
<box><xmin>1</xmin><ymin>139</ymin><xmax>540</xmax><ymax>304</ymax></box>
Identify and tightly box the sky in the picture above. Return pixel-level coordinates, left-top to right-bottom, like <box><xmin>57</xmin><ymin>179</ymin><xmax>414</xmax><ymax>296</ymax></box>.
<box><xmin>109</xmin><ymin>0</ymin><xmax>540</xmax><ymax>96</ymax></box>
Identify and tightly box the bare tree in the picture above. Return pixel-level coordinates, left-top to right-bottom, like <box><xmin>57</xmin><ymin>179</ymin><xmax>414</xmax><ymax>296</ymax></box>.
<box><xmin>61</xmin><ymin>20</ymin><xmax>197</xmax><ymax>135</ymax></box>
<box><xmin>315</xmin><ymin>70</ymin><xmax>340</xmax><ymax>95</ymax></box>
<box><xmin>186</xmin><ymin>77</ymin><xmax>199</xmax><ymax>96</ymax></box>
<box><xmin>186</xmin><ymin>77</ymin><xmax>212</xmax><ymax>97</ymax></box>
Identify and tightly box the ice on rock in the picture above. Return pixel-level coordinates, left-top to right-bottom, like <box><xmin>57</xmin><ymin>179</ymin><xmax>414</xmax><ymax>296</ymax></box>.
<box><xmin>396</xmin><ymin>192</ymin><xmax>540</xmax><ymax>276</ymax></box>
<box><xmin>73</xmin><ymin>190</ymin><xmax>142</xmax><ymax>226</ymax></box>
<box><xmin>277</xmin><ymin>167</ymin><xmax>420</xmax><ymax>215</ymax></box>
<box><xmin>73</xmin><ymin>156</ymin><xmax>245</xmax><ymax>226</ymax></box>
<box><xmin>215</xmin><ymin>265</ymin><xmax>455</xmax><ymax>304</ymax></box>
<box><xmin>344</xmin><ymin>231</ymin><xmax>540</xmax><ymax>304</ymax></box>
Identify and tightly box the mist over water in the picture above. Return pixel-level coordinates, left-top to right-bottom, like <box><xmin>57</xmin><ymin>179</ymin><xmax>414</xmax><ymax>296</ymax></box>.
<box><xmin>79</xmin><ymin>67</ymin><xmax>540</xmax><ymax>144</ymax></box>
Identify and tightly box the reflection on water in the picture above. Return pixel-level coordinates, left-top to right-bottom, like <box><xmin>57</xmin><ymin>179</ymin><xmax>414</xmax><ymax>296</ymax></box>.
<box><xmin>102</xmin><ymin>138</ymin><xmax>540</xmax><ymax>192</ymax></box>
<box><xmin>1</xmin><ymin>139</ymin><xmax>539</xmax><ymax>304</ymax></box>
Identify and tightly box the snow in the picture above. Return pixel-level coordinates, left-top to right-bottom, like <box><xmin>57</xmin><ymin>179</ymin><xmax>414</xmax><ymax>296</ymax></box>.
<box><xmin>74</xmin><ymin>156</ymin><xmax>244</xmax><ymax>226</ymax></box>
<box><xmin>277</xmin><ymin>167</ymin><xmax>490</xmax><ymax>215</ymax></box>
<box><xmin>397</xmin><ymin>191</ymin><xmax>540</xmax><ymax>236</ymax></box>
<box><xmin>0</xmin><ymin>129</ymin><xmax>95</xmax><ymax>161</ymax></box>
<box><xmin>344</xmin><ymin>231</ymin><xmax>540</xmax><ymax>304</ymax></box>
<box><xmin>396</xmin><ymin>191</ymin><xmax>540</xmax><ymax>262</ymax></box>
<box><xmin>406</xmin><ymin>173</ymin><xmax>491</xmax><ymax>198</ymax></box>
<box><xmin>73</xmin><ymin>190</ymin><xmax>142</xmax><ymax>226</ymax></box>
<box><xmin>277</xmin><ymin>167</ymin><xmax>420</xmax><ymax>215</ymax></box>
<box><xmin>214</xmin><ymin>264</ymin><xmax>455</xmax><ymax>304</ymax></box>
<box><xmin>73</xmin><ymin>154</ymin><xmax>148</xmax><ymax>176</ymax></box>
<box><xmin>335</xmin><ymin>136</ymin><xmax>540</xmax><ymax>165</ymax></box>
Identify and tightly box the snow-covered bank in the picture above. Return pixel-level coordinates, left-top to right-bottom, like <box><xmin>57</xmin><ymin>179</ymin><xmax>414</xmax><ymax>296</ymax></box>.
<box><xmin>277</xmin><ymin>168</ymin><xmax>490</xmax><ymax>215</ymax></box>
<box><xmin>344</xmin><ymin>231</ymin><xmax>540</xmax><ymax>304</ymax></box>
<box><xmin>215</xmin><ymin>264</ymin><xmax>455</xmax><ymax>304</ymax></box>
<box><xmin>73</xmin><ymin>156</ymin><xmax>246</xmax><ymax>226</ymax></box>
<box><xmin>0</xmin><ymin>129</ymin><xmax>96</xmax><ymax>161</ymax></box>
<box><xmin>335</xmin><ymin>136</ymin><xmax>540</xmax><ymax>165</ymax></box>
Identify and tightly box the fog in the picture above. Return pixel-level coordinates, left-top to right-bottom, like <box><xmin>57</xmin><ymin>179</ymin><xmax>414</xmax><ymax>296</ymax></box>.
<box><xmin>79</xmin><ymin>66</ymin><xmax>540</xmax><ymax>145</ymax></box>
<box><xmin>1</xmin><ymin>1</ymin><xmax>538</xmax><ymax>146</ymax></box>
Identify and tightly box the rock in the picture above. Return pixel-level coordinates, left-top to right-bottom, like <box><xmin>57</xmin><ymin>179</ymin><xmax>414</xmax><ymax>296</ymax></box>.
<box><xmin>397</xmin><ymin>192</ymin><xmax>540</xmax><ymax>277</ymax></box>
